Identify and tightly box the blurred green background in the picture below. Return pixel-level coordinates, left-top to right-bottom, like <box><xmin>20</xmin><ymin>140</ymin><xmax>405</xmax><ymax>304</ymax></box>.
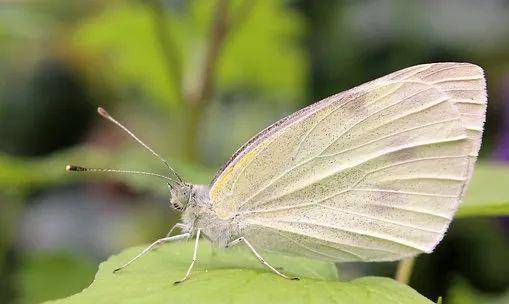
<box><xmin>1</xmin><ymin>0</ymin><xmax>508</xmax><ymax>303</ymax></box>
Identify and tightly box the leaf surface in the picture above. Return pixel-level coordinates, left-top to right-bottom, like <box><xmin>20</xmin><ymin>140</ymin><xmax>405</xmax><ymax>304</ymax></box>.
<box><xmin>457</xmin><ymin>163</ymin><xmax>509</xmax><ymax>218</ymax></box>
<box><xmin>48</xmin><ymin>241</ymin><xmax>432</xmax><ymax>304</ymax></box>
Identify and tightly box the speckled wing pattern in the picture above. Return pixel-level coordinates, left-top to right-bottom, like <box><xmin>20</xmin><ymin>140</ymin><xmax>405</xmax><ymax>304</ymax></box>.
<box><xmin>210</xmin><ymin>63</ymin><xmax>487</xmax><ymax>262</ymax></box>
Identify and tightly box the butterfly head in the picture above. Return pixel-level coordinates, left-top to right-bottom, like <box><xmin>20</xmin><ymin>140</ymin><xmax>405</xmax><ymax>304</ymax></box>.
<box><xmin>168</xmin><ymin>183</ymin><xmax>192</xmax><ymax>212</ymax></box>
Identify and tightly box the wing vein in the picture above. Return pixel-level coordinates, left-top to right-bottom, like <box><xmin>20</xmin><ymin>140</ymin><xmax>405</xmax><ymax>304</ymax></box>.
<box><xmin>318</xmin><ymin>117</ymin><xmax>460</xmax><ymax>159</ymax></box>
<box><xmin>418</xmin><ymin>64</ymin><xmax>467</xmax><ymax>79</ymax></box>
<box><xmin>248</xmin><ymin>221</ymin><xmax>399</xmax><ymax>255</ymax></box>
<box><xmin>238</xmin><ymin>92</ymin><xmax>453</xmax><ymax>210</ymax></box>
<box><xmin>442</xmin><ymin>88</ymin><xmax>483</xmax><ymax>92</ymax></box>
<box><xmin>243</xmin><ymin>154</ymin><xmax>467</xmax><ymax>215</ymax></box>
<box><xmin>293</xmin><ymin>83</ymin><xmax>405</xmax><ymax>158</ymax></box>
<box><xmin>317</xmin><ymin>203</ymin><xmax>442</xmax><ymax>233</ymax></box>
<box><xmin>455</xmin><ymin>99</ymin><xmax>485</xmax><ymax>105</ymax></box>
<box><xmin>363</xmin><ymin>155</ymin><xmax>469</xmax><ymax>180</ymax></box>
<box><xmin>318</xmin><ymin>87</ymin><xmax>443</xmax><ymax>157</ymax></box>
<box><xmin>243</xmin><ymin>141</ymin><xmax>467</xmax><ymax>210</ymax></box>
<box><xmin>363</xmin><ymin>203</ymin><xmax>452</xmax><ymax>220</ymax></box>
<box><xmin>394</xmin><ymin>65</ymin><xmax>432</xmax><ymax>80</ymax></box>
<box><xmin>430</xmin><ymin>76</ymin><xmax>484</xmax><ymax>84</ymax></box>
<box><xmin>244</xmin><ymin>195</ymin><xmax>453</xmax><ymax>220</ymax></box>
<box><xmin>272</xmin><ymin>229</ymin><xmax>364</xmax><ymax>260</ymax></box>
<box><xmin>350</xmin><ymin>188</ymin><xmax>457</xmax><ymax>198</ymax></box>
<box><xmin>383</xmin><ymin>175</ymin><xmax>466</xmax><ymax>182</ymax></box>
<box><xmin>277</xmin><ymin>219</ymin><xmax>427</xmax><ymax>251</ymax></box>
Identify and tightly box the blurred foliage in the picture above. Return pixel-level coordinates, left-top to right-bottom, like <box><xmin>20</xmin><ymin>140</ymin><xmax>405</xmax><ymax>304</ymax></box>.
<box><xmin>0</xmin><ymin>196</ymin><xmax>24</xmax><ymax>303</ymax></box>
<box><xmin>65</xmin><ymin>0</ymin><xmax>309</xmax><ymax>163</ymax></box>
<box><xmin>457</xmin><ymin>163</ymin><xmax>509</xmax><ymax>217</ymax></box>
<box><xmin>0</xmin><ymin>59</ymin><xmax>95</xmax><ymax>156</ymax></box>
<box><xmin>72</xmin><ymin>0</ymin><xmax>307</xmax><ymax>110</ymax></box>
<box><xmin>0</xmin><ymin>145</ymin><xmax>214</xmax><ymax>198</ymax></box>
<box><xmin>301</xmin><ymin>0</ymin><xmax>509</xmax><ymax>100</ymax></box>
<box><xmin>16</xmin><ymin>253</ymin><xmax>96</xmax><ymax>304</ymax></box>
<box><xmin>410</xmin><ymin>218</ymin><xmax>509</xmax><ymax>300</ymax></box>
<box><xmin>447</xmin><ymin>278</ymin><xmax>509</xmax><ymax>304</ymax></box>
<box><xmin>47</xmin><ymin>241</ymin><xmax>433</xmax><ymax>304</ymax></box>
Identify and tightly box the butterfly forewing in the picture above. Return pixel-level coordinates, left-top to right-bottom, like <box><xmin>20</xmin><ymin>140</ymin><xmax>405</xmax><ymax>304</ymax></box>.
<box><xmin>210</xmin><ymin>62</ymin><xmax>487</xmax><ymax>262</ymax></box>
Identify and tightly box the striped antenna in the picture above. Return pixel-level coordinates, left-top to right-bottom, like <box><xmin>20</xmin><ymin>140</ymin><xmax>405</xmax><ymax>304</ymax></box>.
<box><xmin>66</xmin><ymin>164</ymin><xmax>178</xmax><ymax>183</ymax></box>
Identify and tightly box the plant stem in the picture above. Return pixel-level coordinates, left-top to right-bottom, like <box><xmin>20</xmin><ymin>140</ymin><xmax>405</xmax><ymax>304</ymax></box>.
<box><xmin>184</xmin><ymin>0</ymin><xmax>231</xmax><ymax>161</ymax></box>
<box><xmin>194</xmin><ymin>0</ymin><xmax>230</xmax><ymax>104</ymax></box>
<box><xmin>148</xmin><ymin>0</ymin><xmax>255</xmax><ymax>162</ymax></box>
<box><xmin>147</xmin><ymin>0</ymin><xmax>184</xmax><ymax>104</ymax></box>
<box><xmin>395</xmin><ymin>257</ymin><xmax>415</xmax><ymax>284</ymax></box>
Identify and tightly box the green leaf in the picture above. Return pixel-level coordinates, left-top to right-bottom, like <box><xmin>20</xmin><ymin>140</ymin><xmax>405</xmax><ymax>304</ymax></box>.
<box><xmin>456</xmin><ymin>163</ymin><xmax>509</xmax><ymax>218</ymax></box>
<box><xmin>47</xmin><ymin>241</ymin><xmax>432</xmax><ymax>304</ymax></box>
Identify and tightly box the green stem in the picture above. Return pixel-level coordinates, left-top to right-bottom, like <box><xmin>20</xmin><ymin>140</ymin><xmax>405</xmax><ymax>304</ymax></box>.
<box><xmin>148</xmin><ymin>0</ymin><xmax>255</xmax><ymax>162</ymax></box>
<box><xmin>395</xmin><ymin>257</ymin><xmax>415</xmax><ymax>285</ymax></box>
<box><xmin>147</xmin><ymin>0</ymin><xmax>184</xmax><ymax>104</ymax></box>
<box><xmin>183</xmin><ymin>0</ymin><xmax>231</xmax><ymax>162</ymax></box>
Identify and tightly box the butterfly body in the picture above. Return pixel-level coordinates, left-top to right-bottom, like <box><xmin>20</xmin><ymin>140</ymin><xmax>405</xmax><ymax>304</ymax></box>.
<box><xmin>177</xmin><ymin>184</ymin><xmax>240</xmax><ymax>248</ymax></box>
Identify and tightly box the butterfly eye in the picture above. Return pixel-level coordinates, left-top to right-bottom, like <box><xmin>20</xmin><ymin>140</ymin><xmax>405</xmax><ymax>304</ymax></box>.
<box><xmin>171</xmin><ymin>202</ymin><xmax>183</xmax><ymax>211</ymax></box>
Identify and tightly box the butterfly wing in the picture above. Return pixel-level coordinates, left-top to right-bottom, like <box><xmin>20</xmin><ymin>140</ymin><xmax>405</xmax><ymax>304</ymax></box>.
<box><xmin>210</xmin><ymin>63</ymin><xmax>486</xmax><ymax>261</ymax></box>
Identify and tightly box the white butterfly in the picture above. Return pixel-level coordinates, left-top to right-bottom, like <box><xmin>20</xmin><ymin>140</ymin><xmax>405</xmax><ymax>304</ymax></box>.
<box><xmin>67</xmin><ymin>62</ymin><xmax>487</xmax><ymax>283</ymax></box>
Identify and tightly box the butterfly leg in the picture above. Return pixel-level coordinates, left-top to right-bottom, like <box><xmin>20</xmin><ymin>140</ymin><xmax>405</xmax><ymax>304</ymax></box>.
<box><xmin>226</xmin><ymin>237</ymin><xmax>299</xmax><ymax>280</ymax></box>
<box><xmin>166</xmin><ymin>223</ymin><xmax>187</xmax><ymax>237</ymax></box>
<box><xmin>113</xmin><ymin>232</ymin><xmax>190</xmax><ymax>273</ymax></box>
<box><xmin>174</xmin><ymin>229</ymin><xmax>201</xmax><ymax>285</ymax></box>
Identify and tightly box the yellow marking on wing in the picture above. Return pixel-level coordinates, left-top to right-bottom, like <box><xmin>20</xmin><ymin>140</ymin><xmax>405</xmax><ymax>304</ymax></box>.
<box><xmin>210</xmin><ymin>140</ymin><xmax>270</xmax><ymax>203</ymax></box>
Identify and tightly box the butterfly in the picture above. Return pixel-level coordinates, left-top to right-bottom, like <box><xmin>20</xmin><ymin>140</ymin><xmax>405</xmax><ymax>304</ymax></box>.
<box><xmin>67</xmin><ymin>62</ymin><xmax>487</xmax><ymax>284</ymax></box>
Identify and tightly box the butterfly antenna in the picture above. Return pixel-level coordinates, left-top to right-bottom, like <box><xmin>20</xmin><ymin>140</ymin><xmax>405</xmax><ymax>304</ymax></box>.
<box><xmin>65</xmin><ymin>164</ymin><xmax>179</xmax><ymax>183</ymax></box>
<box><xmin>97</xmin><ymin>107</ymin><xmax>183</xmax><ymax>183</ymax></box>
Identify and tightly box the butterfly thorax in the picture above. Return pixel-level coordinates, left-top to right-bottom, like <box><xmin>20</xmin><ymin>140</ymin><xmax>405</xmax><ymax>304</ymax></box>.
<box><xmin>177</xmin><ymin>184</ymin><xmax>239</xmax><ymax>248</ymax></box>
